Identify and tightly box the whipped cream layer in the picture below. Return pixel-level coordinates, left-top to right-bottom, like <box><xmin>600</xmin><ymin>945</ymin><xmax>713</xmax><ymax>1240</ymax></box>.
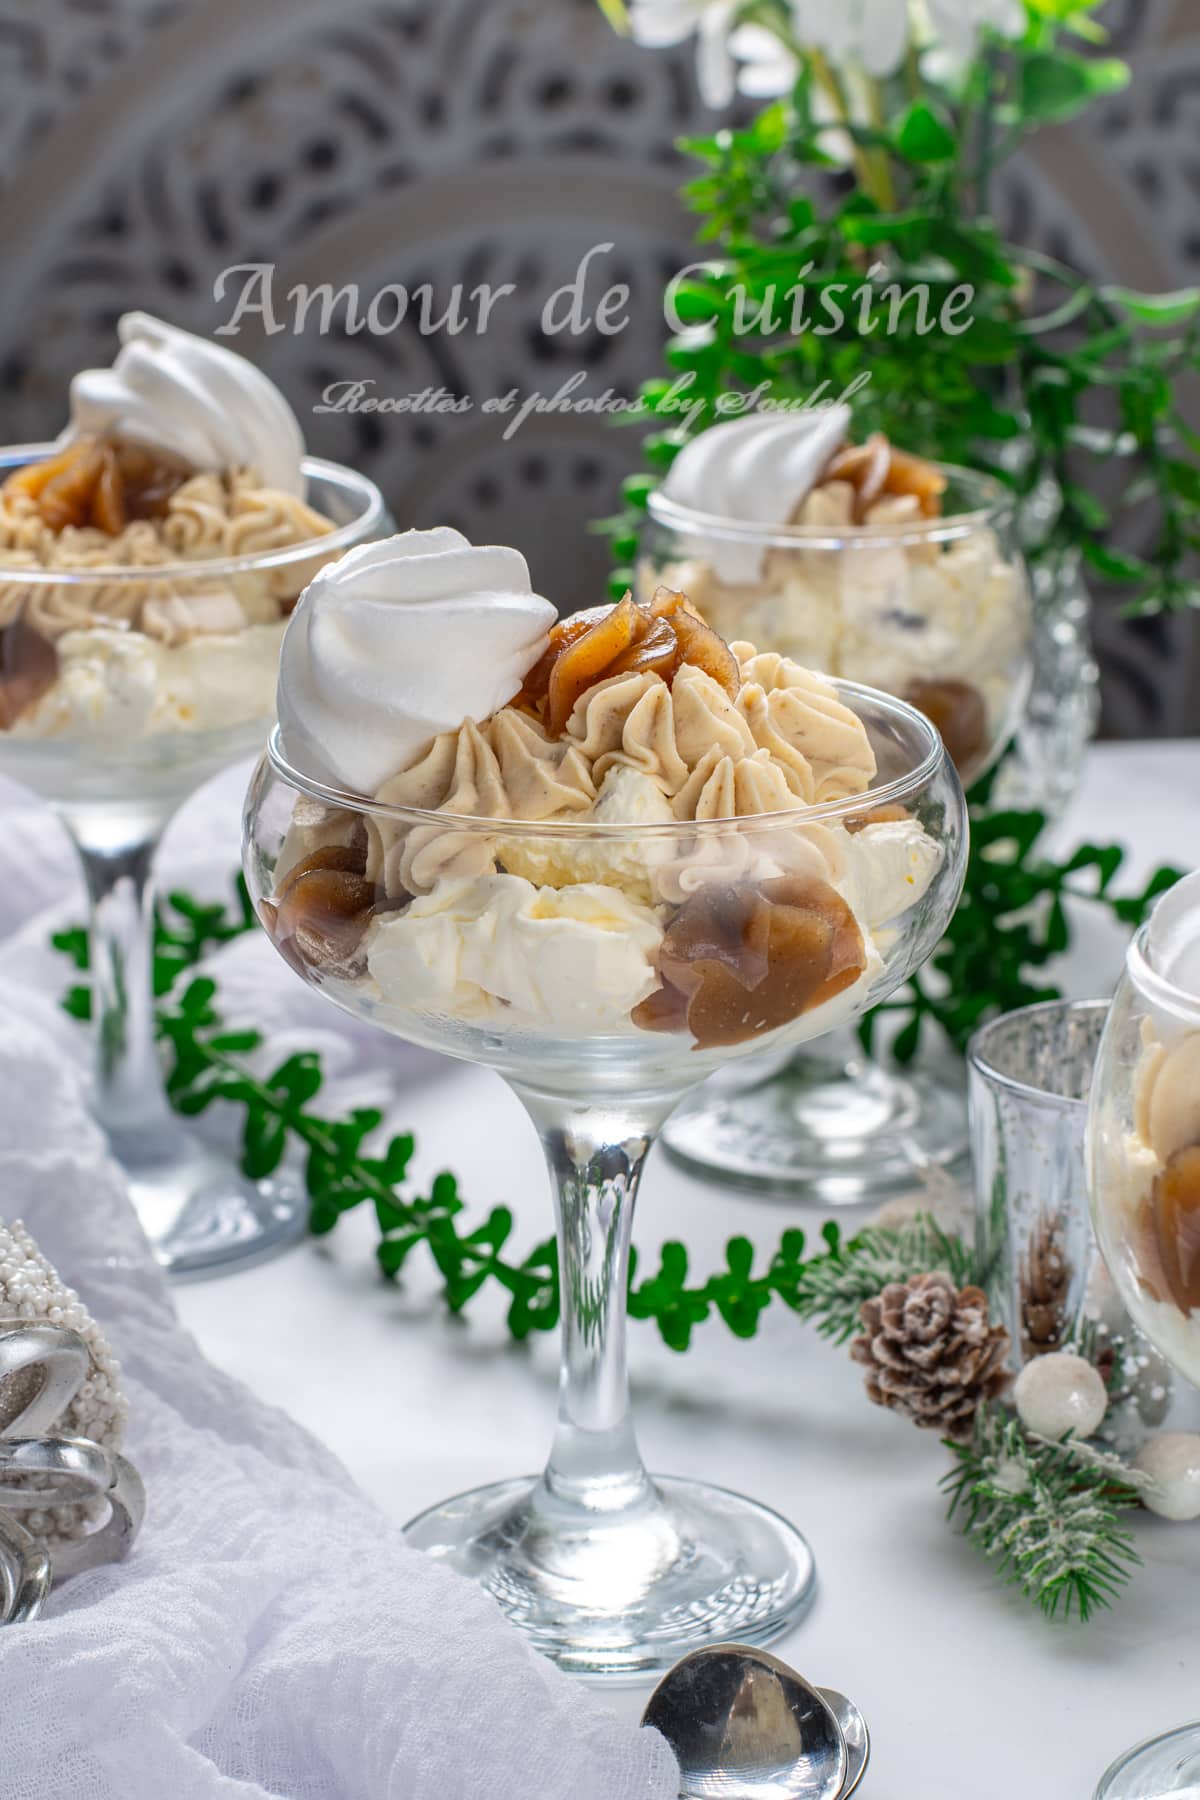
<box><xmin>356</xmin><ymin>811</ymin><xmax>924</xmax><ymax>1043</ymax></box>
<box><xmin>660</xmin><ymin>408</ymin><xmax>851</xmax><ymax>583</ymax></box>
<box><xmin>63</xmin><ymin>313</ymin><xmax>306</xmax><ymax>494</ymax></box>
<box><xmin>277</xmin><ymin>528</ymin><xmax>556</xmax><ymax>796</ymax></box>
<box><xmin>366</xmin><ymin>875</ymin><xmax>662</xmax><ymax>1033</ymax></box>
<box><xmin>12</xmin><ymin>621</ymin><xmax>283</xmax><ymax>740</ymax></box>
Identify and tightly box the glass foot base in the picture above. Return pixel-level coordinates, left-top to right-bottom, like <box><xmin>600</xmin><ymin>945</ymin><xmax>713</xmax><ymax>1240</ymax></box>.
<box><xmin>405</xmin><ymin>1473</ymin><xmax>816</xmax><ymax>1680</ymax></box>
<box><xmin>661</xmin><ymin>1056</ymin><xmax>968</xmax><ymax>1205</ymax></box>
<box><xmin>119</xmin><ymin>1131</ymin><xmax>308</xmax><ymax>1280</ymax></box>
<box><xmin>1096</xmin><ymin>1725</ymin><xmax>1200</xmax><ymax>1798</ymax></box>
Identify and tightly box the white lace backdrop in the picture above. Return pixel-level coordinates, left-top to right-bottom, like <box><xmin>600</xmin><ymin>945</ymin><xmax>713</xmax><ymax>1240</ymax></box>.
<box><xmin>0</xmin><ymin>0</ymin><xmax>1194</xmax><ymax>735</ymax></box>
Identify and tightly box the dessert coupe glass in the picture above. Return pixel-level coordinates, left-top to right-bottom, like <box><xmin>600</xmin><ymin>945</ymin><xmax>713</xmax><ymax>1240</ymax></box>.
<box><xmin>0</xmin><ymin>445</ymin><xmax>388</xmax><ymax>1278</ymax></box>
<box><xmin>243</xmin><ymin>684</ymin><xmax>967</xmax><ymax>1678</ymax></box>
<box><xmin>1089</xmin><ymin>871</ymin><xmax>1200</xmax><ymax>1799</ymax></box>
<box><xmin>643</xmin><ymin>467</ymin><xmax>1032</xmax><ymax>1205</ymax></box>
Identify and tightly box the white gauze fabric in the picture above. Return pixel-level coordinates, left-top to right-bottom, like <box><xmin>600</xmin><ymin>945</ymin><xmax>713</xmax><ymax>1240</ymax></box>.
<box><xmin>0</xmin><ymin>777</ymin><xmax>677</xmax><ymax>1800</ymax></box>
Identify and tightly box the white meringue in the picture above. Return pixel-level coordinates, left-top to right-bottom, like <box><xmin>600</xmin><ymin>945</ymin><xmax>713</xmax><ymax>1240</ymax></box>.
<box><xmin>63</xmin><ymin>312</ymin><xmax>306</xmax><ymax>495</ymax></box>
<box><xmin>277</xmin><ymin>528</ymin><xmax>556</xmax><ymax>795</ymax></box>
<box><xmin>659</xmin><ymin>406</ymin><xmax>851</xmax><ymax>582</ymax></box>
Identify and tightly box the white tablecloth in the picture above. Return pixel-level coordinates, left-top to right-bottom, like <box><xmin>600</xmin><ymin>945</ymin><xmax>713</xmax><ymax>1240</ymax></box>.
<box><xmin>10</xmin><ymin>742</ymin><xmax>1200</xmax><ymax>1800</ymax></box>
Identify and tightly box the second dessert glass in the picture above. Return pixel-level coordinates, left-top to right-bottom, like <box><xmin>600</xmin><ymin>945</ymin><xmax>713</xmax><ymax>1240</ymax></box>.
<box><xmin>643</xmin><ymin>467</ymin><xmax>1032</xmax><ymax>1203</ymax></box>
<box><xmin>1088</xmin><ymin>870</ymin><xmax>1200</xmax><ymax>1799</ymax></box>
<box><xmin>244</xmin><ymin>683</ymin><xmax>967</xmax><ymax>1678</ymax></box>
<box><xmin>0</xmin><ymin>446</ymin><xmax>388</xmax><ymax>1277</ymax></box>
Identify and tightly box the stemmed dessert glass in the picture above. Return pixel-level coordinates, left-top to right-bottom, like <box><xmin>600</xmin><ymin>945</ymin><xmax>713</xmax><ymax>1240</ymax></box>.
<box><xmin>643</xmin><ymin>467</ymin><xmax>1032</xmax><ymax>1205</ymax></box>
<box><xmin>1089</xmin><ymin>871</ymin><xmax>1200</xmax><ymax>1799</ymax></box>
<box><xmin>244</xmin><ymin>683</ymin><xmax>967</xmax><ymax>1677</ymax></box>
<box><xmin>0</xmin><ymin>446</ymin><xmax>388</xmax><ymax>1278</ymax></box>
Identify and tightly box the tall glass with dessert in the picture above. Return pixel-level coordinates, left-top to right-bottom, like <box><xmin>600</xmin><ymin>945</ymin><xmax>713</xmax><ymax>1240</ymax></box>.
<box><xmin>640</xmin><ymin>407</ymin><xmax>1033</xmax><ymax>1203</ymax></box>
<box><xmin>244</xmin><ymin>526</ymin><xmax>968</xmax><ymax>1675</ymax></box>
<box><xmin>0</xmin><ymin>315</ymin><xmax>389</xmax><ymax>1275</ymax></box>
<box><xmin>1089</xmin><ymin>870</ymin><xmax>1200</xmax><ymax>1800</ymax></box>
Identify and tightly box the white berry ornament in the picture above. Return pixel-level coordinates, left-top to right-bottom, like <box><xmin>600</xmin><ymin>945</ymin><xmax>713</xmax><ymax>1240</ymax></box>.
<box><xmin>1133</xmin><ymin>1433</ymin><xmax>1200</xmax><ymax>1522</ymax></box>
<box><xmin>1013</xmin><ymin>1352</ymin><xmax>1108</xmax><ymax>1441</ymax></box>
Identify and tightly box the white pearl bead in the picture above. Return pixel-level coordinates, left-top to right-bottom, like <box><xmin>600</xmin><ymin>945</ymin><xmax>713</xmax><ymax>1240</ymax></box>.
<box><xmin>1134</xmin><ymin>1434</ymin><xmax>1200</xmax><ymax>1522</ymax></box>
<box><xmin>1014</xmin><ymin>1352</ymin><xmax>1108</xmax><ymax>1440</ymax></box>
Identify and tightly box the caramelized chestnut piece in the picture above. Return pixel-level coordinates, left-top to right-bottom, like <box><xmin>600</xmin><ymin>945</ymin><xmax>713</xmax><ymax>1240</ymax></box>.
<box><xmin>268</xmin><ymin>843</ymin><xmax>376</xmax><ymax>975</ymax></box>
<box><xmin>821</xmin><ymin>434</ymin><xmax>947</xmax><ymax>523</ymax></box>
<box><xmin>4</xmin><ymin>435</ymin><xmax>191</xmax><ymax>534</ymax></box>
<box><xmin>520</xmin><ymin>588</ymin><xmax>740</xmax><ymax>737</ymax></box>
<box><xmin>546</xmin><ymin>594</ymin><xmax>646</xmax><ymax>736</ymax></box>
<box><xmin>904</xmin><ymin>677</ymin><xmax>987</xmax><ymax>777</ymax></box>
<box><xmin>845</xmin><ymin>803</ymin><xmax>911</xmax><ymax>835</ymax></box>
<box><xmin>0</xmin><ymin>619</ymin><xmax>58</xmax><ymax>729</ymax></box>
<box><xmin>1142</xmin><ymin>1144</ymin><xmax>1200</xmax><ymax>1317</ymax></box>
<box><xmin>634</xmin><ymin>875</ymin><xmax>867</xmax><ymax>1049</ymax></box>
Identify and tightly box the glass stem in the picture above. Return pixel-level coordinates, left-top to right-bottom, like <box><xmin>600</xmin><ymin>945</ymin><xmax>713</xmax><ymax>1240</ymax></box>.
<box><xmin>71</xmin><ymin>827</ymin><xmax>182</xmax><ymax>1166</ymax></box>
<box><xmin>515</xmin><ymin>1087</ymin><xmax>678</xmax><ymax>1520</ymax></box>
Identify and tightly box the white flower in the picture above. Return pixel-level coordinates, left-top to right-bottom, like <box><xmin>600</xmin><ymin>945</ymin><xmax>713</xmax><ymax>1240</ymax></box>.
<box><xmin>628</xmin><ymin>1</ymin><xmax>800</xmax><ymax>106</ymax></box>
<box><xmin>626</xmin><ymin>0</ymin><xmax>709</xmax><ymax>49</ymax></box>
<box><xmin>728</xmin><ymin>23</ymin><xmax>799</xmax><ymax>98</ymax></box>
<box><xmin>628</xmin><ymin>0</ymin><xmax>739</xmax><ymax>107</ymax></box>
<box><xmin>922</xmin><ymin>0</ymin><xmax>1025</xmax><ymax>63</ymax></box>
<box><xmin>625</xmin><ymin>0</ymin><xmax>1025</xmax><ymax>112</ymax></box>
<box><xmin>789</xmin><ymin>0</ymin><xmax>910</xmax><ymax>79</ymax></box>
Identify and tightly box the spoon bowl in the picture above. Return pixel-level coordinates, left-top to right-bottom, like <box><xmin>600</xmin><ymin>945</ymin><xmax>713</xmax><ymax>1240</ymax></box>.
<box><xmin>642</xmin><ymin>1643</ymin><xmax>849</xmax><ymax>1799</ymax></box>
<box><xmin>818</xmin><ymin>1689</ymin><xmax>870</xmax><ymax>1798</ymax></box>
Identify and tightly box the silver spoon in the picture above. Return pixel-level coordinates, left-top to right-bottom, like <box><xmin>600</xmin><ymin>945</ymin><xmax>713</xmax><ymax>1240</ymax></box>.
<box><xmin>818</xmin><ymin>1689</ymin><xmax>870</xmax><ymax>1798</ymax></box>
<box><xmin>642</xmin><ymin>1643</ymin><xmax>850</xmax><ymax>1799</ymax></box>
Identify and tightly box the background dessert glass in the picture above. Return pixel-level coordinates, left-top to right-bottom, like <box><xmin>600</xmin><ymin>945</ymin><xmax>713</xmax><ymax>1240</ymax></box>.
<box><xmin>642</xmin><ymin>466</ymin><xmax>1033</xmax><ymax>1204</ymax></box>
<box><xmin>0</xmin><ymin>446</ymin><xmax>389</xmax><ymax>1278</ymax></box>
<box><xmin>243</xmin><ymin>685</ymin><xmax>967</xmax><ymax>1678</ymax></box>
<box><xmin>1088</xmin><ymin>871</ymin><xmax>1200</xmax><ymax>1799</ymax></box>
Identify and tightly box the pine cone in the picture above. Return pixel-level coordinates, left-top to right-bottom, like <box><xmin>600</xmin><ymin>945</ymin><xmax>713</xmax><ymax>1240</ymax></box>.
<box><xmin>851</xmin><ymin>1270</ymin><xmax>1011</xmax><ymax>1436</ymax></box>
<box><xmin>1020</xmin><ymin>1209</ymin><xmax>1072</xmax><ymax>1356</ymax></box>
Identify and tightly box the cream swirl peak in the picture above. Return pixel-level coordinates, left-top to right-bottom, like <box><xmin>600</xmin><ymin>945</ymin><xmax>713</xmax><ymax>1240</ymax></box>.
<box><xmin>63</xmin><ymin>313</ymin><xmax>307</xmax><ymax>495</ymax></box>
<box><xmin>660</xmin><ymin>406</ymin><xmax>851</xmax><ymax>583</ymax></box>
<box><xmin>1142</xmin><ymin>871</ymin><xmax>1200</xmax><ymax>1021</ymax></box>
<box><xmin>277</xmin><ymin>527</ymin><xmax>557</xmax><ymax>794</ymax></box>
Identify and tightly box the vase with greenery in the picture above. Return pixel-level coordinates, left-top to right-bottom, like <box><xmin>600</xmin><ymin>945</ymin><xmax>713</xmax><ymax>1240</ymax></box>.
<box><xmin>594</xmin><ymin>0</ymin><xmax>1198</xmax><ymax>1201</ymax></box>
<box><xmin>601</xmin><ymin>0</ymin><xmax>1197</xmax><ymax>786</ymax></box>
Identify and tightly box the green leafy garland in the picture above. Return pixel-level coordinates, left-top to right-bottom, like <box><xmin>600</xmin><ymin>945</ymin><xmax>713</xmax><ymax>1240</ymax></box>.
<box><xmin>599</xmin><ymin>5</ymin><xmax>1200</xmax><ymax>615</ymax></box>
